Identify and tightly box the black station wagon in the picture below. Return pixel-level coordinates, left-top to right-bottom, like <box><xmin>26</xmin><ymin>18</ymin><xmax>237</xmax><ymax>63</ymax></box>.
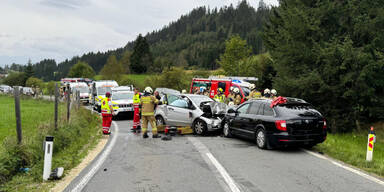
<box><xmin>223</xmin><ymin>98</ymin><xmax>327</xmax><ymax>149</ymax></box>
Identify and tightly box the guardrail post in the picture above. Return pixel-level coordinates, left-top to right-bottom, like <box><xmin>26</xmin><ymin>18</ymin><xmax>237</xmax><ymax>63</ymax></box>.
<box><xmin>14</xmin><ymin>86</ymin><xmax>22</xmax><ymax>144</ymax></box>
<box><xmin>77</xmin><ymin>90</ymin><xmax>80</xmax><ymax>109</ymax></box>
<box><xmin>66</xmin><ymin>86</ymin><xmax>70</xmax><ymax>121</ymax></box>
<box><xmin>54</xmin><ymin>83</ymin><xmax>58</xmax><ymax>130</ymax></box>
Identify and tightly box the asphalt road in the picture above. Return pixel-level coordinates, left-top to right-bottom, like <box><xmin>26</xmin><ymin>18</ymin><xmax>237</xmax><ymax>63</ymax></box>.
<box><xmin>65</xmin><ymin>118</ymin><xmax>384</xmax><ymax>192</ymax></box>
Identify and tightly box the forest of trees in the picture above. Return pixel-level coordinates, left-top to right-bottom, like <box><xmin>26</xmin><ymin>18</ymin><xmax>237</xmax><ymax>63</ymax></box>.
<box><xmin>1</xmin><ymin>0</ymin><xmax>271</xmax><ymax>80</ymax></box>
<box><xmin>2</xmin><ymin>0</ymin><xmax>383</xmax><ymax>132</ymax></box>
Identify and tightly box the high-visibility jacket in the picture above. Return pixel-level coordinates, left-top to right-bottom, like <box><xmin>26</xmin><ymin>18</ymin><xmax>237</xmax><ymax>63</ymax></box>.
<box><xmin>133</xmin><ymin>93</ymin><xmax>140</xmax><ymax>104</ymax></box>
<box><xmin>214</xmin><ymin>94</ymin><xmax>226</xmax><ymax>103</ymax></box>
<box><xmin>101</xmin><ymin>98</ymin><xmax>111</xmax><ymax>114</ymax></box>
<box><xmin>140</xmin><ymin>95</ymin><xmax>159</xmax><ymax>116</ymax></box>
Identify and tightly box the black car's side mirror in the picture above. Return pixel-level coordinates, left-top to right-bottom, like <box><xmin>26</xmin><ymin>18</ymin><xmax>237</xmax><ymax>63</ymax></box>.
<box><xmin>227</xmin><ymin>108</ymin><xmax>236</xmax><ymax>113</ymax></box>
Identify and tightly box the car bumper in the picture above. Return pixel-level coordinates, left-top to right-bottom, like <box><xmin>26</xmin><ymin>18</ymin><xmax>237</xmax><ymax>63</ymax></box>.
<box><xmin>267</xmin><ymin>132</ymin><xmax>327</xmax><ymax>147</ymax></box>
<box><xmin>113</xmin><ymin>107</ymin><xmax>134</xmax><ymax>115</ymax></box>
<box><xmin>200</xmin><ymin>117</ymin><xmax>223</xmax><ymax>131</ymax></box>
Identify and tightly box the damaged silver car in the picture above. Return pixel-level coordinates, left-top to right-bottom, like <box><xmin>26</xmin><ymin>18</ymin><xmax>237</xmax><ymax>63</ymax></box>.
<box><xmin>155</xmin><ymin>94</ymin><xmax>227</xmax><ymax>135</ymax></box>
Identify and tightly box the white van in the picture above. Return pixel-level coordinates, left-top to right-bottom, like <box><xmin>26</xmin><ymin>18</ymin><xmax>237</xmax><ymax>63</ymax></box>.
<box><xmin>90</xmin><ymin>80</ymin><xmax>119</xmax><ymax>112</ymax></box>
<box><xmin>69</xmin><ymin>82</ymin><xmax>90</xmax><ymax>103</ymax></box>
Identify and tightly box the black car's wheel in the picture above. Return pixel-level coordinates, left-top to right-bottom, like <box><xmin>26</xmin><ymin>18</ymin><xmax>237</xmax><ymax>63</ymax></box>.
<box><xmin>156</xmin><ymin>116</ymin><xmax>165</xmax><ymax>126</ymax></box>
<box><xmin>256</xmin><ymin>128</ymin><xmax>267</xmax><ymax>149</ymax></box>
<box><xmin>193</xmin><ymin>119</ymin><xmax>207</xmax><ymax>135</ymax></box>
<box><xmin>223</xmin><ymin>121</ymin><xmax>232</xmax><ymax>138</ymax></box>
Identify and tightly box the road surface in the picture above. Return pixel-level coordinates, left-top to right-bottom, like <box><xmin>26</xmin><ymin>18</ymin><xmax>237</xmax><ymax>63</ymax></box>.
<box><xmin>64</xmin><ymin>118</ymin><xmax>384</xmax><ymax>192</ymax></box>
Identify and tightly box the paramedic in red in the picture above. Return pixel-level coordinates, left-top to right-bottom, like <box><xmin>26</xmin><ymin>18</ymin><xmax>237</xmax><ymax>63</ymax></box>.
<box><xmin>101</xmin><ymin>92</ymin><xmax>114</xmax><ymax>134</ymax></box>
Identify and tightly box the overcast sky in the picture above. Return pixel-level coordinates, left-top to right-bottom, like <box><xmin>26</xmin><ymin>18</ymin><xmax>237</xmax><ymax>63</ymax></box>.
<box><xmin>0</xmin><ymin>0</ymin><xmax>278</xmax><ymax>67</ymax></box>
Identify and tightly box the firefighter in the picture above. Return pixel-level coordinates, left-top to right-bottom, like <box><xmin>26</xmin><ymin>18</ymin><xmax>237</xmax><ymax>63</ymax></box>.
<box><xmin>181</xmin><ymin>89</ymin><xmax>187</xmax><ymax>94</ymax></box>
<box><xmin>214</xmin><ymin>88</ymin><xmax>226</xmax><ymax>103</ymax></box>
<box><xmin>271</xmin><ymin>89</ymin><xmax>278</xmax><ymax>99</ymax></box>
<box><xmin>248</xmin><ymin>84</ymin><xmax>262</xmax><ymax>99</ymax></box>
<box><xmin>233</xmin><ymin>87</ymin><xmax>242</xmax><ymax>105</ymax></box>
<box><xmin>141</xmin><ymin>87</ymin><xmax>161</xmax><ymax>138</ymax></box>
<box><xmin>101</xmin><ymin>92</ymin><xmax>114</xmax><ymax>134</ymax></box>
<box><xmin>263</xmin><ymin>89</ymin><xmax>271</xmax><ymax>98</ymax></box>
<box><xmin>226</xmin><ymin>87</ymin><xmax>235</xmax><ymax>104</ymax></box>
<box><xmin>131</xmin><ymin>88</ymin><xmax>141</xmax><ymax>132</ymax></box>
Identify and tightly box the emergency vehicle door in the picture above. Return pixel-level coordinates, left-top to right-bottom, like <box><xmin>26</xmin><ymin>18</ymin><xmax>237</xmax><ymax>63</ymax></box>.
<box><xmin>210</xmin><ymin>82</ymin><xmax>218</xmax><ymax>98</ymax></box>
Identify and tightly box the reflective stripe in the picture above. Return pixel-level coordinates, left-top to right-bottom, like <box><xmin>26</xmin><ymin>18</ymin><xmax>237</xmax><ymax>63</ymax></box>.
<box><xmin>142</xmin><ymin>112</ymin><xmax>154</xmax><ymax>116</ymax></box>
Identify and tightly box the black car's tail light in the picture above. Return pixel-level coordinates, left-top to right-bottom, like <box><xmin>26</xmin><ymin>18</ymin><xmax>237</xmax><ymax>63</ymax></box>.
<box><xmin>275</xmin><ymin>120</ymin><xmax>287</xmax><ymax>131</ymax></box>
<box><xmin>323</xmin><ymin>118</ymin><xmax>327</xmax><ymax>130</ymax></box>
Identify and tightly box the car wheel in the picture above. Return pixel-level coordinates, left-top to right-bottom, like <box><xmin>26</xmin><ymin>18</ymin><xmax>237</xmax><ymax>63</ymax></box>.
<box><xmin>156</xmin><ymin>116</ymin><xmax>165</xmax><ymax>126</ymax></box>
<box><xmin>223</xmin><ymin>121</ymin><xmax>232</xmax><ymax>138</ymax></box>
<box><xmin>193</xmin><ymin>119</ymin><xmax>207</xmax><ymax>135</ymax></box>
<box><xmin>256</xmin><ymin>128</ymin><xmax>267</xmax><ymax>149</ymax></box>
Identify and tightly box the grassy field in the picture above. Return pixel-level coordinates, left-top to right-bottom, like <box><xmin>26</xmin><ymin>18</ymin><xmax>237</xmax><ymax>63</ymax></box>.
<box><xmin>314</xmin><ymin>124</ymin><xmax>384</xmax><ymax>177</ymax></box>
<box><xmin>0</xmin><ymin>95</ymin><xmax>64</xmax><ymax>143</ymax></box>
<box><xmin>0</xmin><ymin>95</ymin><xmax>102</xmax><ymax>191</ymax></box>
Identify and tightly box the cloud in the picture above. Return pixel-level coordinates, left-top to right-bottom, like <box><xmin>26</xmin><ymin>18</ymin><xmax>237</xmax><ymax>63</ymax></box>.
<box><xmin>0</xmin><ymin>0</ymin><xmax>278</xmax><ymax>67</ymax></box>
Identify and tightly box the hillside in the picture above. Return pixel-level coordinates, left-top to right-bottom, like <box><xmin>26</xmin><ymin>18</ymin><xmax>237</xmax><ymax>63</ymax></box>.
<box><xmin>29</xmin><ymin>0</ymin><xmax>271</xmax><ymax>81</ymax></box>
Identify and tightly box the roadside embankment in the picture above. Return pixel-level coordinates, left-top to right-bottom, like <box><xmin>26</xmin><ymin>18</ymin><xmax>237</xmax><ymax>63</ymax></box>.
<box><xmin>0</xmin><ymin>95</ymin><xmax>102</xmax><ymax>191</ymax></box>
<box><xmin>314</xmin><ymin>124</ymin><xmax>384</xmax><ymax>177</ymax></box>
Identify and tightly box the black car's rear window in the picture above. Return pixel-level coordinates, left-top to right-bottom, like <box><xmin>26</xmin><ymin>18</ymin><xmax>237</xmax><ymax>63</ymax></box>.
<box><xmin>275</xmin><ymin>103</ymin><xmax>319</xmax><ymax>116</ymax></box>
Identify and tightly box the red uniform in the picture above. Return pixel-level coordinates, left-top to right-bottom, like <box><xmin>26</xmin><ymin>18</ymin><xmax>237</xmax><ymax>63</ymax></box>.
<box><xmin>101</xmin><ymin>97</ymin><xmax>113</xmax><ymax>134</ymax></box>
<box><xmin>132</xmin><ymin>93</ymin><xmax>141</xmax><ymax>130</ymax></box>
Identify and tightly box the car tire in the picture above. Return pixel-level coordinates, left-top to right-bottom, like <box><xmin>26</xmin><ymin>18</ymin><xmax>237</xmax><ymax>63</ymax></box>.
<box><xmin>193</xmin><ymin>119</ymin><xmax>207</xmax><ymax>135</ymax></box>
<box><xmin>156</xmin><ymin>116</ymin><xmax>165</xmax><ymax>126</ymax></box>
<box><xmin>255</xmin><ymin>128</ymin><xmax>267</xmax><ymax>149</ymax></box>
<box><xmin>223</xmin><ymin>121</ymin><xmax>232</xmax><ymax>138</ymax></box>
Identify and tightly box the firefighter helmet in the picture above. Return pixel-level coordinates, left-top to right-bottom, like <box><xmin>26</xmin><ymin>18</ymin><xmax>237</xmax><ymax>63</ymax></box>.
<box><xmin>233</xmin><ymin>87</ymin><xmax>240</xmax><ymax>94</ymax></box>
<box><xmin>105</xmin><ymin>92</ymin><xmax>111</xmax><ymax>97</ymax></box>
<box><xmin>271</xmin><ymin>89</ymin><xmax>277</xmax><ymax>95</ymax></box>
<box><xmin>218</xmin><ymin>88</ymin><xmax>223</xmax><ymax>93</ymax></box>
<box><xmin>249</xmin><ymin>84</ymin><xmax>255</xmax><ymax>90</ymax></box>
<box><xmin>144</xmin><ymin>87</ymin><xmax>153</xmax><ymax>94</ymax></box>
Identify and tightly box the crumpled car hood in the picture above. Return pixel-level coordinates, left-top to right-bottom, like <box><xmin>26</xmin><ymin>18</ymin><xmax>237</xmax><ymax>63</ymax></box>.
<box><xmin>202</xmin><ymin>101</ymin><xmax>227</xmax><ymax>115</ymax></box>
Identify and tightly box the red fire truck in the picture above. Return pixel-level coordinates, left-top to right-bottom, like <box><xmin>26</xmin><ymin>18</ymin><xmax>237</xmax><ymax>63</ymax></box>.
<box><xmin>189</xmin><ymin>76</ymin><xmax>257</xmax><ymax>104</ymax></box>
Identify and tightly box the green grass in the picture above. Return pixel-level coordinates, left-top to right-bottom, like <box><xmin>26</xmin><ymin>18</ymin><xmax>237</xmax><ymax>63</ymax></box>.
<box><xmin>0</xmin><ymin>95</ymin><xmax>64</xmax><ymax>143</ymax></box>
<box><xmin>0</xmin><ymin>95</ymin><xmax>102</xmax><ymax>191</ymax></box>
<box><xmin>314</xmin><ymin>127</ymin><xmax>384</xmax><ymax>177</ymax></box>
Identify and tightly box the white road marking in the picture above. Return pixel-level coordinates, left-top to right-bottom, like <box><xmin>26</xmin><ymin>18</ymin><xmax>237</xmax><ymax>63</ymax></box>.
<box><xmin>70</xmin><ymin>121</ymin><xmax>119</xmax><ymax>192</ymax></box>
<box><xmin>303</xmin><ymin>149</ymin><xmax>384</xmax><ymax>186</ymax></box>
<box><xmin>188</xmin><ymin>137</ymin><xmax>241</xmax><ymax>192</ymax></box>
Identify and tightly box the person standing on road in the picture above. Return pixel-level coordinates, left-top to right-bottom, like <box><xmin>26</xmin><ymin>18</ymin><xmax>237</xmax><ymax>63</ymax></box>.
<box><xmin>226</xmin><ymin>87</ymin><xmax>235</xmax><ymax>104</ymax></box>
<box><xmin>132</xmin><ymin>88</ymin><xmax>141</xmax><ymax>132</ymax></box>
<box><xmin>233</xmin><ymin>87</ymin><xmax>242</xmax><ymax>105</ymax></box>
<box><xmin>140</xmin><ymin>87</ymin><xmax>161</xmax><ymax>139</ymax></box>
<box><xmin>263</xmin><ymin>89</ymin><xmax>271</xmax><ymax>98</ymax></box>
<box><xmin>101</xmin><ymin>92</ymin><xmax>115</xmax><ymax>134</ymax></box>
<box><xmin>214</xmin><ymin>88</ymin><xmax>226</xmax><ymax>103</ymax></box>
<box><xmin>271</xmin><ymin>89</ymin><xmax>278</xmax><ymax>99</ymax></box>
<box><xmin>248</xmin><ymin>84</ymin><xmax>262</xmax><ymax>100</ymax></box>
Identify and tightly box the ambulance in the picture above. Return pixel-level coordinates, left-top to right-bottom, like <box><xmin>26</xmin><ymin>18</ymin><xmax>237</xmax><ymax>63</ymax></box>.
<box><xmin>69</xmin><ymin>82</ymin><xmax>90</xmax><ymax>103</ymax></box>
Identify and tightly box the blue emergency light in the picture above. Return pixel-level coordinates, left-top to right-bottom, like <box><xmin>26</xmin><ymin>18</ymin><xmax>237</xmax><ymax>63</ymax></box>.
<box><xmin>232</xmin><ymin>79</ymin><xmax>242</xmax><ymax>83</ymax></box>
